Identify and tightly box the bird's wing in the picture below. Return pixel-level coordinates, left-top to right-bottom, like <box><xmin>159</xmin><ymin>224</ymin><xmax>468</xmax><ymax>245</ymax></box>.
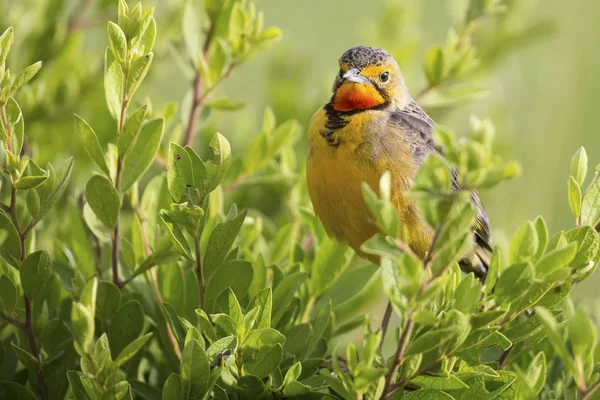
<box><xmin>390</xmin><ymin>100</ymin><xmax>493</xmax><ymax>266</ymax></box>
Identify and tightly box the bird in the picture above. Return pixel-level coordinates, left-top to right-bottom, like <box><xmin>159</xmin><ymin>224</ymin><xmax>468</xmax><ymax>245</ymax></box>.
<box><xmin>306</xmin><ymin>46</ymin><xmax>491</xmax><ymax>278</ymax></box>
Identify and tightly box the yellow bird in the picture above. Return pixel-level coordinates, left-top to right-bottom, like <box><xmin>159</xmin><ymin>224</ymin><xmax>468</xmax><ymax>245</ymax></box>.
<box><xmin>306</xmin><ymin>46</ymin><xmax>490</xmax><ymax>277</ymax></box>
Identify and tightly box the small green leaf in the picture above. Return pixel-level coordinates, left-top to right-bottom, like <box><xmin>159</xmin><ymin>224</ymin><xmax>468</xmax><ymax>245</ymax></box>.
<box><xmin>581</xmin><ymin>173</ymin><xmax>600</xmax><ymax>227</ymax></box>
<box><xmin>242</xmin><ymin>328</ymin><xmax>285</xmax><ymax>378</ymax></box>
<box><xmin>181</xmin><ymin>339</ymin><xmax>210</xmax><ymax>399</ymax></box>
<box><xmin>203</xmin><ymin>210</ymin><xmax>247</xmax><ymax>280</ymax></box>
<box><xmin>0</xmin><ymin>212</ymin><xmax>21</xmax><ymax>264</ymax></box>
<box><xmin>403</xmin><ymin>389</ymin><xmax>455</xmax><ymax>399</ymax></box>
<box><xmin>159</xmin><ymin>210</ymin><xmax>192</xmax><ymax>259</ymax></box>
<box><xmin>247</xmin><ymin>288</ymin><xmax>272</xmax><ymax>329</ymax></box>
<box><xmin>114</xmin><ymin>332</ymin><xmax>153</xmax><ymax>367</ymax></box>
<box><xmin>104</xmin><ymin>49</ymin><xmax>124</xmax><ymax>122</ymax></box>
<box><xmin>410</xmin><ymin>374</ymin><xmax>468</xmax><ymax>390</ymax></box>
<box><xmin>108</xmin><ymin>300</ymin><xmax>145</xmax><ymax>357</ymax></box>
<box><xmin>107</xmin><ymin>22</ymin><xmax>128</xmax><ymax>62</ymax></box>
<box><xmin>10</xmin><ymin>61</ymin><xmax>42</xmax><ymax>95</ymax></box>
<box><xmin>162</xmin><ymin>373</ymin><xmax>182</xmax><ymax>400</ymax></box>
<box><xmin>272</xmin><ymin>271</ymin><xmax>308</xmax><ymax>326</ymax></box>
<box><xmin>571</xmin><ymin>147</ymin><xmax>588</xmax><ymax>186</ymax></box>
<box><xmin>0</xmin><ymin>275</ymin><xmax>17</xmax><ymax>313</ymax></box>
<box><xmin>168</xmin><ymin>142</ymin><xmax>194</xmax><ymax>202</ymax></box>
<box><xmin>494</xmin><ymin>262</ymin><xmax>534</xmax><ymax>305</ymax></box>
<box><xmin>182</xmin><ymin>0</ymin><xmax>201</xmax><ymax>62</ymax></box>
<box><xmin>127</xmin><ymin>53</ymin><xmax>153</xmax><ymax>99</ymax></box>
<box><xmin>121</xmin><ymin>118</ymin><xmax>164</xmax><ymax>191</ymax></box>
<box><xmin>118</xmin><ymin>105</ymin><xmax>147</xmax><ymax>158</ymax></box>
<box><xmin>535</xmin><ymin>243</ymin><xmax>577</xmax><ymax>276</ymax></box>
<box><xmin>535</xmin><ymin>306</ymin><xmax>575</xmax><ymax>372</ymax></box>
<box><xmin>85</xmin><ymin>175</ymin><xmax>120</xmax><ymax>229</ymax></box>
<box><xmin>568</xmin><ymin>307</ymin><xmax>596</xmax><ymax>359</ymax></box>
<box><xmin>32</xmin><ymin>157</ymin><xmax>74</xmax><ymax>227</ymax></box>
<box><xmin>311</xmin><ymin>237</ymin><xmax>353</xmax><ymax>298</ymax></box>
<box><xmin>509</xmin><ymin>221</ymin><xmax>538</xmax><ymax>264</ymax></box>
<box><xmin>0</xmin><ymin>27</ymin><xmax>14</xmax><ymax>66</ymax></box>
<box><xmin>20</xmin><ymin>250</ymin><xmax>52</xmax><ymax>299</ymax></box>
<box><xmin>75</xmin><ymin>115</ymin><xmax>111</xmax><ymax>177</ymax></box>
<box><xmin>204</xmin><ymin>259</ymin><xmax>253</xmax><ymax>312</ymax></box>
<box><xmin>568</xmin><ymin>176</ymin><xmax>582</xmax><ymax>219</ymax></box>
<box><xmin>205</xmin><ymin>132</ymin><xmax>231</xmax><ymax>192</ymax></box>
<box><xmin>72</xmin><ymin>302</ymin><xmax>95</xmax><ymax>356</ymax></box>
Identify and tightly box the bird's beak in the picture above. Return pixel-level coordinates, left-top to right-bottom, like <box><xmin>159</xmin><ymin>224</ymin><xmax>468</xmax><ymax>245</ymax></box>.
<box><xmin>342</xmin><ymin>68</ymin><xmax>370</xmax><ymax>86</ymax></box>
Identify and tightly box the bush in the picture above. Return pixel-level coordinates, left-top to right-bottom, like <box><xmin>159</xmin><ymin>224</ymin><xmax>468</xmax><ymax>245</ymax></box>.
<box><xmin>0</xmin><ymin>1</ymin><xmax>599</xmax><ymax>399</ymax></box>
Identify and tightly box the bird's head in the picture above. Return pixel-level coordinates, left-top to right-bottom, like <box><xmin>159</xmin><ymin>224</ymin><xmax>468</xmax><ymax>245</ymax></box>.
<box><xmin>330</xmin><ymin>46</ymin><xmax>410</xmax><ymax>113</ymax></box>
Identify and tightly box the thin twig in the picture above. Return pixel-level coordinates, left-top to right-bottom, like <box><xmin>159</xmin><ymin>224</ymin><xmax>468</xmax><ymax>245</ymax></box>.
<box><xmin>583</xmin><ymin>379</ymin><xmax>600</xmax><ymax>400</ymax></box>
<box><xmin>381</xmin><ymin>318</ymin><xmax>415</xmax><ymax>398</ymax></box>
<box><xmin>379</xmin><ymin>302</ymin><xmax>393</xmax><ymax>351</ymax></box>
<box><xmin>0</xmin><ymin>312</ymin><xmax>26</xmax><ymax>329</ymax></box>
<box><xmin>183</xmin><ymin>23</ymin><xmax>215</xmax><ymax>148</ymax></box>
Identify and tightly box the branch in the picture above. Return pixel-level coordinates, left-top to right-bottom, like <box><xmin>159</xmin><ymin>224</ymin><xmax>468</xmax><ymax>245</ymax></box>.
<box><xmin>381</xmin><ymin>318</ymin><xmax>415</xmax><ymax>398</ymax></box>
<box><xmin>183</xmin><ymin>23</ymin><xmax>215</xmax><ymax>148</ymax></box>
<box><xmin>583</xmin><ymin>379</ymin><xmax>600</xmax><ymax>400</ymax></box>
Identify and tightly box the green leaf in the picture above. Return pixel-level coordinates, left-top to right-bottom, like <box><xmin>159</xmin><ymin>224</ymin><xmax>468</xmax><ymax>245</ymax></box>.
<box><xmin>403</xmin><ymin>389</ymin><xmax>454</xmax><ymax>399</ymax></box>
<box><xmin>311</xmin><ymin>237</ymin><xmax>353</xmax><ymax>298</ymax></box>
<box><xmin>107</xmin><ymin>22</ymin><xmax>128</xmax><ymax>62</ymax></box>
<box><xmin>127</xmin><ymin>53</ymin><xmax>153</xmax><ymax>99</ymax></box>
<box><xmin>104</xmin><ymin>49</ymin><xmax>124</xmax><ymax>122</ymax></box>
<box><xmin>535</xmin><ymin>243</ymin><xmax>577</xmax><ymax>276</ymax></box>
<box><xmin>162</xmin><ymin>374</ymin><xmax>182</xmax><ymax>400</ymax></box>
<box><xmin>214</xmin><ymin>288</ymin><xmax>243</xmax><ymax>327</ymax></box>
<box><xmin>204</xmin><ymin>259</ymin><xmax>253</xmax><ymax>312</ymax></box>
<box><xmin>11</xmin><ymin>343</ymin><xmax>40</xmax><ymax>375</ymax></box>
<box><xmin>424</xmin><ymin>46</ymin><xmax>445</xmax><ymax>86</ymax></box>
<box><xmin>159</xmin><ymin>210</ymin><xmax>192</xmax><ymax>259</ymax></box>
<box><xmin>72</xmin><ymin>302</ymin><xmax>95</xmax><ymax>356</ymax></box>
<box><xmin>0</xmin><ymin>275</ymin><xmax>17</xmax><ymax>313</ymax></box>
<box><xmin>205</xmin><ymin>133</ymin><xmax>231</xmax><ymax>192</ymax></box>
<box><xmin>15</xmin><ymin>174</ymin><xmax>48</xmax><ymax>190</ymax></box>
<box><xmin>535</xmin><ymin>307</ymin><xmax>575</xmax><ymax>372</ymax></box>
<box><xmin>5</xmin><ymin>98</ymin><xmax>24</xmax><ymax>155</ymax></box>
<box><xmin>247</xmin><ymin>288</ymin><xmax>272</xmax><ymax>329</ymax></box>
<box><xmin>168</xmin><ymin>142</ymin><xmax>194</xmax><ymax>202</ymax></box>
<box><xmin>203</xmin><ymin>210</ymin><xmax>247</xmax><ymax>280</ymax></box>
<box><xmin>114</xmin><ymin>332</ymin><xmax>153</xmax><ymax>367</ymax></box>
<box><xmin>109</xmin><ymin>300</ymin><xmax>145</xmax><ymax>357</ymax></box>
<box><xmin>181</xmin><ymin>339</ymin><xmax>210</xmax><ymax>399</ymax></box>
<box><xmin>10</xmin><ymin>61</ymin><xmax>42</xmax><ymax>95</ymax></box>
<box><xmin>568</xmin><ymin>176</ymin><xmax>582</xmax><ymax>219</ymax></box>
<box><xmin>85</xmin><ymin>175</ymin><xmax>120</xmax><ymax>229</ymax></box>
<box><xmin>118</xmin><ymin>105</ymin><xmax>147</xmax><ymax>158</ymax></box>
<box><xmin>494</xmin><ymin>262</ymin><xmax>534</xmax><ymax>305</ymax></box>
<box><xmin>568</xmin><ymin>307</ymin><xmax>595</xmax><ymax>358</ymax></box>
<box><xmin>241</xmin><ymin>328</ymin><xmax>285</xmax><ymax>378</ymax></box>
<box><xmin>410</xmin><ymin>375</ymin><xmax>468</xmax><ymax>390</ymax></box>
<box><xmin>0</xmin><ymin>211</ymin><xmax>21</xmax><ymax>264</ymax></box>
<box><xmin>182</xmin><ymin>0</ymin><xmax>201</xmax><ymax>62</ymax></box>
<box><xmin>206</xmin><ymin>98</ymin><xmax>246</xmax><ymax>110</ymax></box>
<box><xmin>581</xmin><ymin>173</ymin><xmax>600</xmax><ymax>227</ymax></box>
<box><xmin>20</xmin><ymin>250</ymin><xmax>52</xmax><ymax>299</ymax></box>
<box><xmin>305</xmin><ymin>299</ymin><xmax>332</xmax><ymax>358</ymax></box>
<box><xmin>533</xmin><ymin>216</ymin><xmax>549</xmax><ymax>262</ymax></box>
<box><xmin>272</xmin><ymin>271</ymin><xmax>308</xmax><ymax>326</ymax></box>
<box><xmin>565</xmin><ymin>226</ymin><xmax>600</xmax><ymax>270</ymax></box>
<box><xmin>0</xmin><ymin>27</ymin><xmax>14</xmax><ymax>66</ymax></box>
<box><xmin>571</xmin><ymin>147</ymin><xmax>588</xmax><ymax>186</ymax></box>
<box><xmin>121</xmin><ymin>118</ymin><xmax>164</xmax><ymax>191</ymax></box>
<box><xmin>33</xmin><ymin>157</ymin><xmax>74</xmax><ymax>227</ymax></box>
<box><xmin>509</xmin><ymin>221</ymin><xmax>538</xmax><ymax>264</ymax></box>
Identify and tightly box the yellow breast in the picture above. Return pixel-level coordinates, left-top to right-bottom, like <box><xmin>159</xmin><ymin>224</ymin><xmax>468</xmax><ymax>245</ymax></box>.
<box><xmin>306</xmin><ymin>107</ymin><xmax>433</xmax><ymax>258</ymax></box>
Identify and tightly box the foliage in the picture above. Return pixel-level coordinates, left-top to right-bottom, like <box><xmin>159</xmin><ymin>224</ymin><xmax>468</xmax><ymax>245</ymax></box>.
<box><xmin>0</xmin><ymin>1</ymin><xmax>599</xmax><ymax>400</ymax></box>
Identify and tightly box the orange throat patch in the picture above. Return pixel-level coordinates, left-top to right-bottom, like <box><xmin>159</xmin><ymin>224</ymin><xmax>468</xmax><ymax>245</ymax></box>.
<box><xmin>332</xmin><ymin>81</ymin><xmax>385</xmax><ymax>112</ymax></box>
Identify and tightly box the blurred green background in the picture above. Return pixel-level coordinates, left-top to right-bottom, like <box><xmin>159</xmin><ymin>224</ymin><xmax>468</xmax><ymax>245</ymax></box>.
<box><xmin>1</xmin><ymin>0</ymin><xmax>598</xmax><ymax>300</ymax></box>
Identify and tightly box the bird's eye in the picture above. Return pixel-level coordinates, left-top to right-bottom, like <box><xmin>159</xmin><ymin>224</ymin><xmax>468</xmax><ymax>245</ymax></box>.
<box><xmin>380</xmin><ymin>71</ymin><xmax>390</xmax><ymax>82</ymax></box>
